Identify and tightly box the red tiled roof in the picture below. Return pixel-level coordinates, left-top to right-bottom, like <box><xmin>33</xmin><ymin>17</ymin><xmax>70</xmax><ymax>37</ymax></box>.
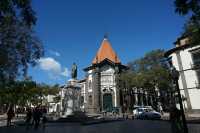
<box><xmin>92</xmin><ymin>38</ymin><xmax>121</xmax><ymax>64</ymax></box>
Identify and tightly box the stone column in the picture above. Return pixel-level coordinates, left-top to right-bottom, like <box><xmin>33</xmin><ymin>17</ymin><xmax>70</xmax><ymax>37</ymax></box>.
<box><xmin>140</xmin><ymin>89</ymin><xmax>144</xmax><ymax>106</ymax></box>
<box><xmin>115</xmin><ymin>87</ymin><xmax>120</xmax><ymax>107</ymax></box>
<box><xmin>114</xmin><ymin>67</ymin><xmax>120</xmax><ymax>108</ymax></box>
<box><xmin>85</xmin><ymin>77</ymin><xmax>89</xmax><ymax>112</ymax></box>
<box><xmin>93</xmin><ymin>67</ymin><xmax>101</xmax><ymax>113</ymax></box>
<box><xmin>145</xmin><ymin>91</ymin><xmax>148</xmax><ymax>106</ymax></box>
<box><xmin>150</xmin><ymin>95</ymin><xmax>153</xmax><ymax>107</ymax></box>
<box><xmin>155</xmin><ymin>85</ymin><xmax>163</xmax><ymax>112</ymax></box>
<box><xmin>134</xmin><ymin>88</ymin><xmax>138</xmax><ymax>106</ymax></box>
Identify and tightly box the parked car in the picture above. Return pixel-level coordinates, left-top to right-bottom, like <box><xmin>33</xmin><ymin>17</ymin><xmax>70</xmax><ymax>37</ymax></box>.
<box><xmin>132</xmin><ymin>106</ymin><xmax>161</xmax><ymax>120</ymax></box>
<box><xmin>139</xmin><ymin>110</ymin><xmax>161</xmax><ymax>120</ymax></box>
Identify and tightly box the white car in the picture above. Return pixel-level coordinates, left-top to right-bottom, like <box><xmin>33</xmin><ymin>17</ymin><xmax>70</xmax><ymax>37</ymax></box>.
<box><xmin>133</xmin><ymin>107</ymin><xmax>150</xmax><ymax>118</ymax></box>
<box><xmin>133</xmin><ymin>106</ymin><xmax>161</xmax><ymax>120</ymax></box>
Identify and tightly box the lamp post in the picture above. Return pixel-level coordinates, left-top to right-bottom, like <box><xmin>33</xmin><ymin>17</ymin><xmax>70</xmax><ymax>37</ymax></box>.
<box><xmin>170</xmin><ymin>64</ymin><xmax>188</xmax><ymax>133</ymax></box>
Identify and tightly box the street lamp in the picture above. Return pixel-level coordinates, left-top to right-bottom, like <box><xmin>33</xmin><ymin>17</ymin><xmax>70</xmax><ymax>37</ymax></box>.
<box><xmin>168</xmin><ymin>61</ymin><xmax>188</xmax><ymax>133</ymax></box>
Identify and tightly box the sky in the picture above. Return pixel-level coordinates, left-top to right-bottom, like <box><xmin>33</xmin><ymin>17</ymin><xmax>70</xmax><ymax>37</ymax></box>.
<box><xmin>29</xmin><ymin>0</ymin><xmax>188</xmax><ymax>85</ymax></box>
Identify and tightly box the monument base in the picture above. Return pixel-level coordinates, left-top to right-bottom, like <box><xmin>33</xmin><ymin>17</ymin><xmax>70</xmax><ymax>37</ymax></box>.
<box><xmin>60</xmin><ymin>78</ymin><xmax>82</xmax><ymax>118</ymax></box>
<box><xmin>58</xmin><ymin>111</ymin><xmax>89</xmax><ymax>122</ymax></box>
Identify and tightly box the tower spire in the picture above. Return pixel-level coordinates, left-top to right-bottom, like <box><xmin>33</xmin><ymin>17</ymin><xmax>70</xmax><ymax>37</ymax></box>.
<box><xmin>92</xmin><ymin>36</ymin><xmax>121</xmax><ymax>64</ymax></box>
<box><xmin>104</xmin><ymin>33</ymin><xmax>108</xmax><ymax>39</ymax></box>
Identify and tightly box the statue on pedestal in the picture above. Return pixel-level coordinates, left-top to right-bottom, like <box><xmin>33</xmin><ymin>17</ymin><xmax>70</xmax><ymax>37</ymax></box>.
<box><xmin>61</xmin><ymin>63</ymin><xmax>81</xmax><ymax>117</ymax></box>
<box><xmin>71</xmin><ymin>63</ymin><xmax>77</xmax><ymax>79</ymax></box>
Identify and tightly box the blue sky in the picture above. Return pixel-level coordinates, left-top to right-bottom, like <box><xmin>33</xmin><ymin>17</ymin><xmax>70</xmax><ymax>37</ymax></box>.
<box><xmin>29</xmin><ymin>0</ymin><xmax>187</xmax><ymax>85</ymax></box>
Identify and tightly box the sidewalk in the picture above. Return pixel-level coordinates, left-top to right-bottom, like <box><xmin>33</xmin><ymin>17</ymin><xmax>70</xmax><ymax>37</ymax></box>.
<box><xmin>0</xmin><ymin>114</ymin><xmax>8</xmax><ymax>120</ymax></box>
<box><xmin>161</xmin><ymin>112</ymin><xmax>200</xmax><ymax>124</ymax></box>
<box><xmin>186</xmin><ymin>113</ymin><xmax>200</xmax><ymax>119</ymax></box>
<box><xmin>0</xmin><ymin>114</ymin><xmax>25</xmax><ymax>127</ymax></box>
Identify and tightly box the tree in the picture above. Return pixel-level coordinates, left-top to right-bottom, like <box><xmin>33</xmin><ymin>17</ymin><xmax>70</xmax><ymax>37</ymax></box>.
<box><xmin>0</xmin><ymin>79</ymin><xmax>60</xmax><ymax>111</ymax></box>
<box><xmin>174</xmin><ymin>0</ymin><xmax>200</xmax><ymax>45</ymax></box>
<box><xmin>0</xmin><ymin>0</ymin><xmax>43</xmax><ymax>83</ymax></box>
<box><xmin>119</xmin><ymin>49</ymin><xmax>173</xmax><ymax>110</ymax></box>
<box><xmin>126</xmin><ymin>49</ymin><xmax>172</xmax><ymax>90</ymax></box>
<box><xmin>0</xmin><ymin>80</ymin><xmax>37</xmax><ymax>107</ymax></box>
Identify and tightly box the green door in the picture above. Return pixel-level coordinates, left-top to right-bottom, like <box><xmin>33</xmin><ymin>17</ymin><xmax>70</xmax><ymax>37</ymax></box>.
<box><xmin>103</xmin><ymin>93</ymin><xmax>113</xmax><ymax>112</ymax></box>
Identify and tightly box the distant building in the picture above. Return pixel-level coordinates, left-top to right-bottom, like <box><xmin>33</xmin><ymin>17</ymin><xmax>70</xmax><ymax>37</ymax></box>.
<box><xmin>46</xmin><ymin>95</ymin><xmax>60</xmax><ymax>113</ymax></box>
<box><xmin>81</xmin><ymin>36</ymin><xmax>128</xmax><ymax>113</ymax></box>
<box><xmin>165</xmin><ymin>37</ymin><xmax>200</xmax><ymax>112</ymax></box>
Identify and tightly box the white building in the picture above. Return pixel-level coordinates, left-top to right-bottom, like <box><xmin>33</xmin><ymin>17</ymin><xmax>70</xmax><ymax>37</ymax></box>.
<box><xmin>165</xmin><ymin>37</ymin><xmax>200</xmax><ymax>112</ymax></box>
<box><xmin>46</xmin><ymin>95</ymin><xmax>60</xmax><ymax>113</ymax></box>
<box><xmin>82</xmin><ymin>36</ymin><xmax>128</xmax><ymax>113</ymax></box>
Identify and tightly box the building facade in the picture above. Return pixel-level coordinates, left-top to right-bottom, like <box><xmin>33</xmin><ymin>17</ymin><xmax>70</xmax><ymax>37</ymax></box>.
<box><xmin>81</xmin><ymin>37</ymin><xmax>128</xmax><ymax>113</ymax></box>
<box><xmin>165</xmin><ymin>37</ymin><xmax>200</xmax><ymax>112</ymax></box>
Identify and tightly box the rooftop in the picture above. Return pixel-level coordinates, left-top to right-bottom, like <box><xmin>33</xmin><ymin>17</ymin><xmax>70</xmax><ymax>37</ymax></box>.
<box><xmin>92</xmin><ymin>37</ymin><xmax>121</xmax><ymax>64</ymax></box>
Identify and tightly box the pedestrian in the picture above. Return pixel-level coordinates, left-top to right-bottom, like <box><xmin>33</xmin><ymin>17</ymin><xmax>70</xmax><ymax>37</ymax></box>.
<box><xmin>42</xmin><ymin>113</ymin><xmax>47</xmax><ymax>129</ymax></box>
<box><xmin>32</xmin><ymin>108</ymin><xmax>36</xmax><ymax>125</ymax></box>
<box><xmin>160</xmin><ymin>105</ymin><xmax>164</xmax><ymax>115</ymax></box>
<box><xmin>122</xmin><ymin>106</ymin><xmax>125</xmax><ymax>119</ymax></box>
<box><xmin>25</xmin><ymin>107</ymin><xmax>32</xmax><ymax>129</ymax></box>
<box><xmin>41</xmin><ymin>107</ymin><xmax>47</xmax><ymax>129</ymax></box>
<box><xmin>170</xmin><ymin>105</ymin><xmax>183</xmax><ymax>133</ymax></box>
<box><xmin>112</xmin><ymin>108</ymin><xmax>117</xmax><ymax>119</ymax></box>
<box><xmin>33</xmin><ymin>107</ymin><xmax>41</xmax><ymax>129</ymax></box>
<box><xmin>6</xmin><ymin>105</ymin><xmax>15</xmax><ymax>126</ymax></box>
<box><xmin>102</xmin><ymin>106</ymin><xmax>108</xmax><ymax>118</ymax></box>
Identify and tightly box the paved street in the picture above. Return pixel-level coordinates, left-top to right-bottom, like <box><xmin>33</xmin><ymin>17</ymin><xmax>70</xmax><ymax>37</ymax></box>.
<box><xmin>0</xmin><ymin>120</ymin><xmax>199</xmax><ymax>133</ymax></box>
<box><xmin>0</xmin><ymin>114</ymin><xmax>25</xmax><ymax>127</ymax></box>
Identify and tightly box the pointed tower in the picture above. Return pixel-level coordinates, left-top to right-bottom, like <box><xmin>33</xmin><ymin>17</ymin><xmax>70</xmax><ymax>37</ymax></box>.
<box><xmin>92</xmin><ymin>37</ymin><xmax>121</xmax><ymax>64</ymax></box>
<box><xmin>83</xmin><ymin>36</ymin><xmax>128</xmax><ymax>114</ymax></box>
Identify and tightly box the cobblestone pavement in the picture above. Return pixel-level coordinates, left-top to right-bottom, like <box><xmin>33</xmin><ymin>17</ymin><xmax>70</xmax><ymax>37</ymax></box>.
<box><xmin>0</xmin><ymin>120</ymin><xmax>199</xmax><ymax>133</ymax></box>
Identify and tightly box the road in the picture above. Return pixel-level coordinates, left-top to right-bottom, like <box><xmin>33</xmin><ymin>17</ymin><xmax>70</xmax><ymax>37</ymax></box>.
<box><xmin>0</xmin><ymin>120</ymin><xmax>199</xmax><ymax>133</ymax></box>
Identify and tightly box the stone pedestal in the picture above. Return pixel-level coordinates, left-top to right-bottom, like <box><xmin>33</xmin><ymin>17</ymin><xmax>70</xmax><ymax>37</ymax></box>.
<box><xmin>61</xmin><ymin>79</ymin><xmax>81</xmax><ymax>118</ymax></box>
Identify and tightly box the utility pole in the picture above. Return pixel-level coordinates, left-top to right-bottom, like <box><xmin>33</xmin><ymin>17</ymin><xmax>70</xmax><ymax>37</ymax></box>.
<box><xmin>171</xmin><ymin>65</ymin><xmax>188</xmax><ymax>133</ymax></box>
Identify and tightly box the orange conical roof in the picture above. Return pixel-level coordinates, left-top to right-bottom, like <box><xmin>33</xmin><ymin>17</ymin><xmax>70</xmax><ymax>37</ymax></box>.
<box><xmin>92</xmin><ymin>37</ymin><xmax>121</xmax><ymax>64</ymax></box>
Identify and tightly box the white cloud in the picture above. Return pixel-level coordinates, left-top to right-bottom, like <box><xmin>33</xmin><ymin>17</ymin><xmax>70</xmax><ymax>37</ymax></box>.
<box><xmin>49</xmin><ymin>50</ymin><xmax>61</xmax><ymax>57</ymax></box>
<box><xmin>38</xmin><ymin>57</ymin><xmax>61</xmax><ymax>73</ymax></box>
<box><xmin>38</xmin><ymin>57</ymin><xmax>69</xmax><ymax>79</ymax></box>
<box><xmin>61</xmin><ymin>67</ymin><xmax>70</xmax><ymax>77</ymax></box>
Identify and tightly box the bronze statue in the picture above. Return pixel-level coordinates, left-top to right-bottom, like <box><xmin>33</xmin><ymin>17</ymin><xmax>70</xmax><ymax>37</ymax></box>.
<box><xmin>71</xmin><ymin>63</ymin><xmax>77</xmax><ymax>79</ymax></box>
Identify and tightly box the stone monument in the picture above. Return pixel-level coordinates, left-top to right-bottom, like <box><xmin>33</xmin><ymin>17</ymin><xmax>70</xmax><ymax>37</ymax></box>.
<box><xmin>61</xmin><ymin>63</ymin><xmax>81</xmax><ymax>117</ymax></box>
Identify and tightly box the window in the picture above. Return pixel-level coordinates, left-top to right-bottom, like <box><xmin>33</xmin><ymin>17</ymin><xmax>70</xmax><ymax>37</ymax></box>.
<box><xmin>89</xmin><ymin>95</ymin><xmax>92</xmax><ymax>105</ymax></box>
<box><xmin>88</xmin><ymin>80</ymin><xmax>92</xmax><ymax>90</ymax></box>
<box><xmin>197</xmin><ymin>69</ymin><xmax>200</xmax><ymax>83</ymax></box>
<box><xmin>192</xmin><ymin>51</ymin><xmax>200</xmax><ymax>82</ymax></box>
<box><xmin>192</xmin><ymin>51</ymin><xmax>200</xmax><ymax>67</ymax></box>
<box><xmin>80</xmin><ymin>96</ymin><xmax>84</xmax><ymax>106</ymax></box>
<box><xmin>101</xmin><ymin>75</ymin><xmax>113</xmax><ymax>84</ymax></box>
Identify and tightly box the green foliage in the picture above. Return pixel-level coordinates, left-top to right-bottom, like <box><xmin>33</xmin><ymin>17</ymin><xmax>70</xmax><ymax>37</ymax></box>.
<box><xmin>0</xmin><ymin>0</ymin><xmax>43</xmax><ymax>83</ymax></box>
<box><xmin>0</xmin><ymin>0</ymin><xmax>37</xmax><ymax>27</ymax></box>
<box><xmin>119</xmin><ymin>49</ymin><xmax>172</xmax><ymax>91</ymax></box>
<box><xmin>0</xmin><ymin>80</ymin><xmax>60</xmax><ymax>107</ymax></box>
<box><xmin>174</xmin><ymin>0</ymin><xmax>200</xmax><ymax>45</ymax></box>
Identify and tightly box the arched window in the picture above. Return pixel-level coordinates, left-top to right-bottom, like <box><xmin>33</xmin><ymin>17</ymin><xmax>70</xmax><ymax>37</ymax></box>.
<box><xmin>89</xmin><ymin>95</ymin><xmax>92</xmax><ymax>105</ymax></box>
<box><xmin>89</xmin><ymin>80</ymin><xmax>92</xmax><ymax>90</ymax></box>
<box><xmin>80</xmin><ymin>96</ymin><xmax>84</xmax><ymax>106</ymax></box>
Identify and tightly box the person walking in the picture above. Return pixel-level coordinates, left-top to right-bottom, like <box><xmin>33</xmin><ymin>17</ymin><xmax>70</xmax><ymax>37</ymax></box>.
<box><xmin>33</xmin><ymin>107</ymin><xmax>41</xmax><ymax>129</ymax></box>
<box><xmin>122</xmin><ymin>105</ymin><xmax>125</xmax><ymax>119</ymax></box>
<box><xmin>170</xmin><ymin>105</ymin><xmax>183</xmax><ymax>133</ymax></box>
<box><xmin>41</xmin><ymin>107</ymin><xmax>47</xmax><ymax>129</ymax></box>
<box><xmin>25</xmin><ymin>107</ymin><xmax>32</xmax><ymax>129</ymax></box>
<box><xmin>6</xmin><ymin>105</ymin><xmax>15</xmax><ymax>126</ymax></box>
